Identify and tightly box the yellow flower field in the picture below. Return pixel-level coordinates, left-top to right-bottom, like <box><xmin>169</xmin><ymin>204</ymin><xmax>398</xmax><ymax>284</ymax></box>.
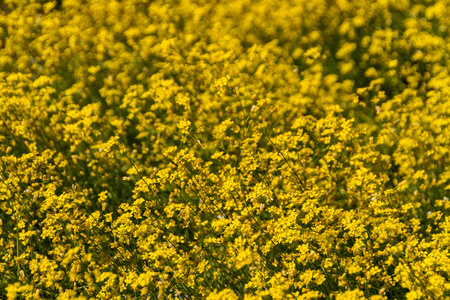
<box><xmin>1</xmin><ymin>0</ymin><xmax>450</xmax><ymax>299</ymax></box>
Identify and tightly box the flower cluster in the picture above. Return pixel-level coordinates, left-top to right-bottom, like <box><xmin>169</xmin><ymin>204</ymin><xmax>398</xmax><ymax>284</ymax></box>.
<box><xmin>1</xmin><ymin>0</ymin><xmax>450</xmax><ymax>299</ymax></box>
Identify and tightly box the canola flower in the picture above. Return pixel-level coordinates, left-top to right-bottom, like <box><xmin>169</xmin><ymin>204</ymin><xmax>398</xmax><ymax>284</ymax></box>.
<box><xmin>1</xmin><ymin>0</ymin><xmax>450</xmax><ymax>299</ymax></box>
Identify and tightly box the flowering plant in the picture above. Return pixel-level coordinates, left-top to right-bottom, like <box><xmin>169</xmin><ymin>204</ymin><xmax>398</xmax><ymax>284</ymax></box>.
<box><xmin>1</xmin><ymin>0</ymin><xmax>450</xmax><ymax>299</ymax></box>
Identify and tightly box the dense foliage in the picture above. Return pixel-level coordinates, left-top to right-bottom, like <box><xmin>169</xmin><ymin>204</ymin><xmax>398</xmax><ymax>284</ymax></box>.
<box><xmin>1</xmin><ymin>0</ymin><xmax>450</xmax><ymax>299</ymax></box>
